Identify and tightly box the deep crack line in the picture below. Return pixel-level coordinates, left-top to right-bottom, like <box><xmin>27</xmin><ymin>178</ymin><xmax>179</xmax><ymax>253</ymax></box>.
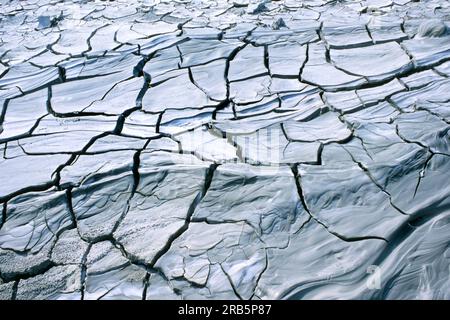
<box><xmin>148</xmin><ymin>163</ymin><xmax>219</xmax><ymax>267</ymax></box>
<box><xmin>79</xmin><ymin>243</ymin><xmax>92</xmax><ymax>301</ymax></box>
<box><xmin>218</xmin><ymin>263</ymin><xmax>244</xmax><ymax>300</ymax></box>
<box><xmin>0</xmin><ymin>201</ymin><xmax>6</xmax><ymax>230</ymax></box>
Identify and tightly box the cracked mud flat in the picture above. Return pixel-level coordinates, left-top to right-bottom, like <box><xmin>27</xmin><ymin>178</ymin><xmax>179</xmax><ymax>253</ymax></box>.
<box><xmin>0</xmin><ymin>0</ymin><xmax>450</xmax><ymax>300</ymax></box>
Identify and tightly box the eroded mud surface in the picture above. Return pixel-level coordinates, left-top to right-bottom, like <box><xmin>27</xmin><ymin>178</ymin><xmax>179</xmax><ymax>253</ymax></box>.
<box><xmin>0</xmin><ymin>0</ymin><xmax>449</xmax><ymax>300</ymax></box>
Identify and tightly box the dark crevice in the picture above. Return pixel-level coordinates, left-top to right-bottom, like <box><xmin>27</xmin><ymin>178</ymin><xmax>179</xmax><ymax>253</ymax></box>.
<box><xmin>65</xmin><ymin>188</ymin><xmax>79</xmax><ymax>230</ymax></box>
<box><xmin>131</xmin><ymin>150</ymin><xmax>141</xmax><ymax>195</ymax></box>
<box><xmin>148</xmin><ymin>163</ymin><xmax>219</xmax><ymax>267</ymax></box>
<box><xmin>0</xmin><ymin>182</ymin><xmax>55</xmax><ymax>204</ymax></box>
<box><xmin>263</xmin><ymin>44</ymin><xmax>269</xmax><ymax>72</ymax></box>
<box><xmin>187</xmin><ymin>66</ymin><xmax>216</xmax><ymax>101</ymax></box>
<box><xmin>155</xmin><ymin>111</ymin><xmax>164</xmax><ymax>133</ymax></box>
<box><xmin>0</xmin><ymin>202</ymin><xmax>6</xmax><ymax>230</ymax></box>
<box><xmin>218</xmin><ymin>263</ymin><xmax>243</xmax><ymax>300</ymax></box>
<box><xmin>365</xmin><ymin>24</ymin><xmax>374</xmax><ymax>43</ymax></box>
<box><xmin>1</xmin><ymin>260</ymin><xmax>56</xmax><ymax>283</ymax></box>
<box><xmin>52</xmin><ymin>131</ymin><xmax>111</xmax><ymax>190</ymax></box>
<box><xmin>298</xmin><ymin>43</ymin><xmax>309</xmax><ymax>81</ymax></box>
<box><xmin>93</xmin><ymin>234</ymin><xmax>174</xmax><ymax>294</ymax></box>
<box><xmin>79</xmin><ymin>243</ymin><xmax>92</xmax><ymax>300</ymax></box>
<box><xmin>10</xmin><ymin>281</ymin><xmax>18</xmax><ymax>300</ymax></box>
<box><xmin>142</xmin><ymin>272</ymin><xmax>150</xmax><ymax>300</ymax></box>
<box><xmin>249</xmin><ymin>249</ymin><xmax>268</xmax><ymax>300</ymax></box>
